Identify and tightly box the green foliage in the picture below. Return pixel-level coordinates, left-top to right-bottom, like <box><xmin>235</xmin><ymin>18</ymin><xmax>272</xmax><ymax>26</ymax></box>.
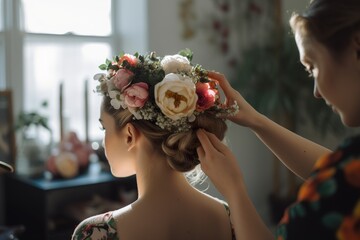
<box><xmin>15</xmin><ymin>101</ymin><xmax>51</xmax><ymax>132</ymax></box>
<box><xmin>99</xmin><ymin>64</ymin><xmax>107</xmax><ymax>71</ymax></box>
<box><xmin>233</xmin><ymin>31</ymin><xmax>344</xmax><ymax>136</ymax></box>
<box><xmin>178</xmin><ymin>48</ymin><xmax>193</xmax><ymax>61</ymax></box>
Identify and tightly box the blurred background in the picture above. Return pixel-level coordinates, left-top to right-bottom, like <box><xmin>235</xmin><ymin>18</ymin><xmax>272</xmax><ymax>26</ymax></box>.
<box><xmin>0</xmin><ymin>0</ymin><xmax>359</xmax><ymax>239</ymax></box>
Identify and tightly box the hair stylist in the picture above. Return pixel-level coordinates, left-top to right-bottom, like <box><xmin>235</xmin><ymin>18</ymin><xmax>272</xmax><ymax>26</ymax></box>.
<box><xmin>197</xmin><ymin>0</ymin><xmax>360</xmax><ymax>239</ymax></box>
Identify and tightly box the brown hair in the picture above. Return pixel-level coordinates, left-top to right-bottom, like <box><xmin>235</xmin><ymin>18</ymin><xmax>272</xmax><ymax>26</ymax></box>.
<box><xmin>290</xmin><ymin>0</ymin><xmax>360</xmax><ymax>57</ymax></box>
<box><xmin>102</xmin><ymin>95</ymin><xmax>227</xmax><ymax>173</ymax></box>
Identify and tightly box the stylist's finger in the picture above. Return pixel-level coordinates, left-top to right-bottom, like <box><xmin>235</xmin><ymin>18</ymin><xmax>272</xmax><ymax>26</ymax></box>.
<box><xmin>196</xmin><ymin>129</ymin><xmax>220</xmax><ymax>172</ymax></box>
<box><xmin>197</xmin><ymin>129</ymin><xmax>228</xmax><ymax>156</ymax></box>
<box><xmin>198</xmin><ymin>129</ymin><xmax>240</xmax><ymax>169</ymax></box>
<box><xmin>196</xmin><ymin>144</ymin><xmax>205</xmax><ymax>159</ymax></box>
<box><xmin>196</xmin><ymin>129</ymin><xmax>232</xmax><ymax>168</ymax></box>
<box><xmin>208</xmin><ymin>71</ymin><xmax>238</xmax><ymax>105</ymax></box>
<box><xmin>208</xmin><ymin>71</ymin><xmax>233</xmax><ymax>96</ymax></box>
<box><xmin>208</xmin><ymin>71</ymin><xmax>258</xmax><ymax>127</ymax></box>
<box><xmin>196</xmin><ymin>129</ymin><xmax>218</xmax><ymax>157</ymax></box>
<box><xmin>197</xmin><ymin>129</ymin><xmax>243</xmax><ymax>199</ymax></box>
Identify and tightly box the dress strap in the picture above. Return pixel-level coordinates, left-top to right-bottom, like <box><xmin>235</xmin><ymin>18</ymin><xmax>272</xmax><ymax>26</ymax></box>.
<box><xmin>223</xmin><ymin>203</ymin><xmax>236</xmax><ymax>240</ymax></box>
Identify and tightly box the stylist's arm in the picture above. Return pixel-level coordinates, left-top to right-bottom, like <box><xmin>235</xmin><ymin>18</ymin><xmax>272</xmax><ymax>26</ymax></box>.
<box><xmin>208</xmin><ymin>71</ymin><xmax>330</xmax><ymax>180</ymax></box>
<box><xmin>196</xmin><ymin>129</ymin><xmax>274</xmax><ymax>240</ymax></box>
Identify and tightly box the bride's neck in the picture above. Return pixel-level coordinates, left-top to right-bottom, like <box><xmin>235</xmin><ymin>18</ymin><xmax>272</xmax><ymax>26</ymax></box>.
<box><xmin>134</xmin><ymin>150</ymin><xmax>192</xmax><ymax>199</ymax></box>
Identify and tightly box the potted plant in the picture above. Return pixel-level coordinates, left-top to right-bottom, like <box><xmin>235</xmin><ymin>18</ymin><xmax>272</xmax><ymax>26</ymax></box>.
<box><xmin>15</xmin><ymin>101</ymin><xmax>52</xmax><ymax>176</ymax></box>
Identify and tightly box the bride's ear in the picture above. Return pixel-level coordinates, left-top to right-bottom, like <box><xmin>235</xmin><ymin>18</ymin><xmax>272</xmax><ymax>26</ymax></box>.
<box><xmin>125</xmin><ymin>123</ymin><xmax>139</xmax><ymax>151</ymax></box>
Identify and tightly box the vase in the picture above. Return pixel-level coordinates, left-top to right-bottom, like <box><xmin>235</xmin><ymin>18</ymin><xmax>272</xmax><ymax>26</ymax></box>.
<box><xmin>16</xmin><ymin>134</ymin><xmax>50</xmax><ymax>177</ymax></box>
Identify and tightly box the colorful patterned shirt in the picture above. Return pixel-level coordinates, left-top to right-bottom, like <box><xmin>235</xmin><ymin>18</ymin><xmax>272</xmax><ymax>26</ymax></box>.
<box><xmin>276</xmin><ymin>135</ymin><xmax>360</xmax><ymax>240</ymax></box>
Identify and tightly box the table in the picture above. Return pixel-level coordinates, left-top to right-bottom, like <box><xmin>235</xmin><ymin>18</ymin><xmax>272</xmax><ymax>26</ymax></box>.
<box><xmin>4</xmin><ymin>171</ymin><xmax>136</xmax><ymax>240</ymax></box>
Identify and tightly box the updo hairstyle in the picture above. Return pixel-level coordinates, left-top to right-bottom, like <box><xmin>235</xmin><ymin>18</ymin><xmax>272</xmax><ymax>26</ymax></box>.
<box><xmin>102</xmin><ymin>95</ymin><xmax>227</xmax><ymax>173</ymax></box>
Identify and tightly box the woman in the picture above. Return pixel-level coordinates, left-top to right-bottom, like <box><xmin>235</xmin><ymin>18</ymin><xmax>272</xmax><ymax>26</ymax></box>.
<box><xmin>196</xmin><ymin>0</ymin><xmax>360</xmax><ymax>239</ymax></box>
<box><xmin>71</xmin><ymin>50</ymin><xmax>238</xmax><ymax>240</ymax></box>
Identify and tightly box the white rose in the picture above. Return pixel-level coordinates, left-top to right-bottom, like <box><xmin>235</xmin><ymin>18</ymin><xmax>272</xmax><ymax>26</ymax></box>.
<box><xmin>155</xmin><ymin>73</ymin><xmax>197</xmax><ymax>120</ymax></box>
<box><xmin>160</xmin><ymin>54</ymin><xmax>192</xmax><ymax>74</ymax></box>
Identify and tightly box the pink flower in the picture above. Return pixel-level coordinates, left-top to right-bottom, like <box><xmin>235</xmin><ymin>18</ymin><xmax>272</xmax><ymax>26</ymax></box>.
<box><xmin>119</xmin><ymin>54</ymin><xmax>138</xmax><ymax>66</ymax></box>
<box><xmin>196</xmin><ymin>82</ymin><xmax>218</xmax><ymax>111</ymax></box>
<box><xmin>112</xmin><ymin>69</ymin><xmax>134</xmax><ymax>91</ymax></box>
<box><xmin>123</xmin><ymin>82</ymin><xmax>149</xmax><ymax>108</ymax></box>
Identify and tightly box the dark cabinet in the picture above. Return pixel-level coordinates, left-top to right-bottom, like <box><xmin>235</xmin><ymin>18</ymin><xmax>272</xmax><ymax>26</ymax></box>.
<box><xmin>4</xmin><ymin>172</ymin><xmax>136</xmax><ymax>240</ymax></box>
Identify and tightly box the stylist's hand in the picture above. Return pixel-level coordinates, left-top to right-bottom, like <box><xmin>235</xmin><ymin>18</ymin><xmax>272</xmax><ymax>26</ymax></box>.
<box><xmin>196</xmin><ymin>129</ymin><xmax>244</xmax><ymax>200</ymax></box>
<box><xmin>208</xmin><ymin>71</ymin><xmax>261</xmax><ymax>128</ymax></box>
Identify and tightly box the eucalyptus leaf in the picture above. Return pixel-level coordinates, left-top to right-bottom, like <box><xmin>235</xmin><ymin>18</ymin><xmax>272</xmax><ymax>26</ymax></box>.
<box><xmin>99</xmin><ymin>64</ymin><xmax>107</xmax><ymax>70</ymax></box>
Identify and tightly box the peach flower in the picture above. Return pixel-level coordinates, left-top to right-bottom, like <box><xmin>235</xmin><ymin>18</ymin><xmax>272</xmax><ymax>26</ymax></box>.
<box><xmin>119</xmin><ymin>54</ymin><xmax>138</xmax><ymax>66</ymax></box>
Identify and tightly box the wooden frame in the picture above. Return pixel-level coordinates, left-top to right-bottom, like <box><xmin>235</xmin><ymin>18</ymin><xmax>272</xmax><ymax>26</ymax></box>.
<box><xmin>0</xmin><ymin>90</ymin><xmax>15</xmax><ymax>169</ymax></box>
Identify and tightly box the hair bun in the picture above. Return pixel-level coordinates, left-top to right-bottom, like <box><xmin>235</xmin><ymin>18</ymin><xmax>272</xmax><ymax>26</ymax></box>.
<box><xmin>162</xmin><ymin>112</ymin><xmax>227</xmax><ymax>172</ymax></box>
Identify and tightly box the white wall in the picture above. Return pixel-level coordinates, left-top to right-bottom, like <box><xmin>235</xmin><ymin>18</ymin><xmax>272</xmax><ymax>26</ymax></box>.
<box><xmin>283</xmin><ymin>0</ymin><xmax>307</xmax><ymax>23</ymax></box>
<box><xmin>144</xmin><ymin>0</ymin><xmax>360</xmax><ymax>226</ymax></box>
<box><xmin>145</xmin><ymin>0</ymin><xmax>309</xmax><ymax>225</ymax></box>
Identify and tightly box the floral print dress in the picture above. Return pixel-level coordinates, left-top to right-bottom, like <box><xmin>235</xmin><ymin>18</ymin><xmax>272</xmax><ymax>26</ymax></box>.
<box><xmin>72</xmin><ymin>211</ymin><xmax>119</xmax><ymax>240</ymax></box>
<box><xmin>71</xmin><ymin>203</ymin><xmax>236</xmax><ymax>240</ymax></box>
<box><xmin>276</xmin><ymin>135</ymin><xmax>360</xmax><ymax>240</ymax></box>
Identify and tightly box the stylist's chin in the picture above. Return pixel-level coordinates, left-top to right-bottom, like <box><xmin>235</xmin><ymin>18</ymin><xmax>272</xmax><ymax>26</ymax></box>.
<box><xmin>339</xmin><ymin>110</ymin><xmax>360</xmax><ymax>127</ymax></box>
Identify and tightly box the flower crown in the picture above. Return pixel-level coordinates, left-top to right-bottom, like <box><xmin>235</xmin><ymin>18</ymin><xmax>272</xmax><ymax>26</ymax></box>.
<box><xmin>94</xmin><ymin>49</ymin><xmax>239</xmax><ymax>132</ymax></box>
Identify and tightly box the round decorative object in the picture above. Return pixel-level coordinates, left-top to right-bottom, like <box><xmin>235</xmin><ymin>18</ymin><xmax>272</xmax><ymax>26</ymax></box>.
<box><xmin>55</xmin><ymin>151</ymin><xmax>79</xmax><ymax>178</ymax></box>
<box><xmin>0</xmin><ymin>160</ymin><xmax>14</xmax><ymax>173</ymax></box>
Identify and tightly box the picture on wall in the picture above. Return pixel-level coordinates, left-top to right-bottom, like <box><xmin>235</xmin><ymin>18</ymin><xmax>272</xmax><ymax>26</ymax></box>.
<box><xmin>0</xmin><ymin>90</ymin><xmax>15</xmax><ymax>169</ymax></box>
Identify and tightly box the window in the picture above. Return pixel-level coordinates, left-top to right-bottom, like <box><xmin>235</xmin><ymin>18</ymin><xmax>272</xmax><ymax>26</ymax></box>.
<box><xmin>0</xmin><ymin>0</ymin><xmax>3</xmax><ymax>32</ymax></box>
<box><xmin>24</xmin><ymin>40</ymin><xmax>111</xmax><ymax>142</ymax></box>
<box><xmin>21</xmin><ymin>0</ymin><xmax>111</xmax><ymax>36</ymax></box>
<box><xmin>2</xmin><ymin>0</ymin><xmax>148</xmax><ymax>144</ymax></box>
<box><xmin>21</xmin><ymin>0</ymin><xmax>113</xmax><ymax>142</ymax></box>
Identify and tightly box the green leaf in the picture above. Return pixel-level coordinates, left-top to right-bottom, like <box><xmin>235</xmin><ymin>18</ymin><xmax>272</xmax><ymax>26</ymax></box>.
<box><xmin>276</xmin><ymin>225</ymin><xmax>287</xmax><ymax>239</ymax></box>
<box><xmin>289</xmin><ymin>204</ymin><xmax>306</xmax><ymax>218</ymax></box>
<box><xmin>317</xmin><ymin>179</ymin><xmax>337</xmax><ymax>197</ymax></box>
<box><xmin>108</xmin><ymin>64</ymin><xmax>119</xmax><ymax>71</ymax></box>
<box><xmin>41</xmin><ymin>101</ymin><xmax>48</xmax><ymax>108</ymax></box>
<box><xmin>178</xmin><ymin>48</ymin><xmax>193</xmax><ymax>61</ymax></box>
<box><xmin>322</xmin><ymin>212</ymin><xmax>343</xmax><ymax>230</ymax></box>
<box><xmin>105</xmin><ymin>58</ymin><xmax>112</xmax><ymax>65</ymax></box>
<box><xmin>99</xmin><ymin>64</ymin><xmax>107</xmax><ymax>70</ymax></box>
<box><xmin>15</xmin><ymin>103</ymin><xmax>52</xmax><ymax>132</ymax></box>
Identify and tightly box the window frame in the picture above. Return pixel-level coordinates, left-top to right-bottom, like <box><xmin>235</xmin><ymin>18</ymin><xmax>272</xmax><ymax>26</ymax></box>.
<box><xmin>1</xmin><ymin>0</ymin><xmax>118</xmax><ymax>140</ymax></box>
<box><xmin>20</xmin><ymin>0</ymin><xmax>116</xmax><ymax>142</ymax></box>
<box><xmin>1</xmin><ymin>0</ymin><xmax>148</xmax><ymax>138</ymax></box>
